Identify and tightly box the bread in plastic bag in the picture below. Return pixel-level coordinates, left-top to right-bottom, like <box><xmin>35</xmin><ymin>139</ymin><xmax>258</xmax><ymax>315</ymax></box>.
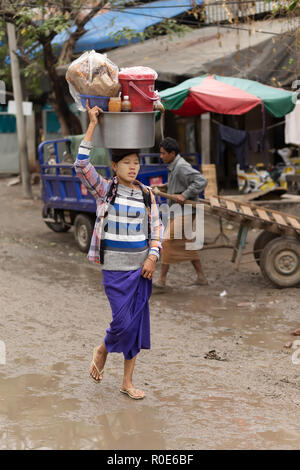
<box><xmin>66</xmin><ymin>50</ymin><xmax>121</xmax><ymax>111</ymax></box>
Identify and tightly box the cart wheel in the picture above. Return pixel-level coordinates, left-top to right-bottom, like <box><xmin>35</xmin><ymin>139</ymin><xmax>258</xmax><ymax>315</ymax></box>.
<box><xmin>260</xmin><ymin>237</ymin><xmax>300</xmax><ymax>288</ymax></box>
<box><xmin>253</xmin><ymin>231</ymin><xmax>279</xmax><ymax>266</ymax></box>
<box><xmin>74</xmin><ymin>214</ymin><xmax>93</xmax><ymax>253</ymax></box>
<box><xmin>43</xmin><ymin>209</ymin><xmax>71</xmax><ymax>233</ymax></box>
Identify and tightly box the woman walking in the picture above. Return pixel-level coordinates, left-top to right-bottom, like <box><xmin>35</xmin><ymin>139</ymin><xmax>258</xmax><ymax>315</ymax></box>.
<box><xmin>74</xmin><ymin>103</ymin><xmax>163</xmax><ymax>400</ymax></box>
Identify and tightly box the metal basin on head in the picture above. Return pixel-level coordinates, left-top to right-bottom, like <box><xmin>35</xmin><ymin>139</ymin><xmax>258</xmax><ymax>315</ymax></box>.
<box><xmin>92</xmin><ymin>112</ymin><xmax>155</xmax><ymax>149</ymax></box>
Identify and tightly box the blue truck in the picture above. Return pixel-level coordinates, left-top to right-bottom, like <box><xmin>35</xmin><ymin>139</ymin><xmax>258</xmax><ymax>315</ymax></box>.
<box><xmin>39</xmin><ymin>138</ymin><xmax>201</xmax><ymax>252</ymax></box>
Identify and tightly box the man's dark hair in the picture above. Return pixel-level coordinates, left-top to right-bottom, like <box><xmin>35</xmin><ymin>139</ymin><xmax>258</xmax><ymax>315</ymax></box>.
<box><xmin>111</xmin><ymin>148</ymin><xmax>140</xmax><ymax>163</ymax></box>
<box><xmin>159</xmin><ymin>137</ymin><xmax>179</xmax><ymax>155</ymax></box>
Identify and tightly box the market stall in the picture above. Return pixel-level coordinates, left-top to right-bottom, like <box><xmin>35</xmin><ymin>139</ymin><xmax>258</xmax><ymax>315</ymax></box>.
<box><xmin>160</xmin><ymin>74</ymin><xmax>297</xmax><ymax>191</ymax></box>
<box><xmin>160</xmin><ymin>74</ymin><xmax>296</xmax><ymax>117</ymax></box>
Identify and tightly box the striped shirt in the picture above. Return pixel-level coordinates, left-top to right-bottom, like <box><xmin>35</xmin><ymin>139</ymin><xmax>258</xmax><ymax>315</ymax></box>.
<box><xmin>102</xmin><ymin>184</ymin><xmax>150</xmax><ymax>270</ymax></box>
<box><xmin>74</xmin><ymin>140</ymin><xmax>164</xmax><ymax>266</ymax></box>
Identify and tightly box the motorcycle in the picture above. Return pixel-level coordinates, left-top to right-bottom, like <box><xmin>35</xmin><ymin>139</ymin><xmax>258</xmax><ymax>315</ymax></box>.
<box><xmin>237</xmin><ymin>147</ymin><xmax>300</xmax><ymax>193</ymax></box>
<box><xmin>237</xmin><ymin>163</ymin><xmax>276</xmax><ymax>193</ymax></box>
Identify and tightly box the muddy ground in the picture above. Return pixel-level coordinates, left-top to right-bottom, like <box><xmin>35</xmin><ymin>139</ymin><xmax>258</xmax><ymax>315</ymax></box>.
<box><xmin>0</xmin><ymin>177</ymin><xmax>300</xmax><ymax>450</ymax></box>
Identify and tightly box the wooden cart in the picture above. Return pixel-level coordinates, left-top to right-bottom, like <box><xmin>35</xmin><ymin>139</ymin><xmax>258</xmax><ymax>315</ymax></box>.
<box><xmin>154</xmin><ymin>189</ymin><xmax>300</xmax><ymax>288</ymax></box>
<box><xmin>208</xmin><ymin>195</ymin><xmax>300</xmax><ymax>288</ymax></box>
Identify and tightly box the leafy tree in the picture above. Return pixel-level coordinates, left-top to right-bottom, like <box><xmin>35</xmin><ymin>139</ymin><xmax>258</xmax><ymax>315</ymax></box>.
<box><xmin>0</xmin><ymin>0</ymin><xmax>199</xmax><ymax>135</ymax></box>
<box><xmin>1</xmin><ymin>0</ymin><xmax>296</xmax><ymax>136</ymax></box>
<box><xmin>0</xmin><ymin>0</ymin><xmax>119</xmax><ymax>135</ymax></box>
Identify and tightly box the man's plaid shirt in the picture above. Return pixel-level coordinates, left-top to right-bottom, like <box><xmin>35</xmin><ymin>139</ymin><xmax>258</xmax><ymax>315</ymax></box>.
<box><xmin>74</xmin><ymin>142</ymin><xmax>164</xmax><ymax>265</ymax></box>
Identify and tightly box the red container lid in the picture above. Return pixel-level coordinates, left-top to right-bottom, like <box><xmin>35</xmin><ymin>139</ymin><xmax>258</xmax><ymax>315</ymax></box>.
<box><xmin>119</xmin><ymin>66</ymin><xmax>158</xmax><ymax>80</ymax></box>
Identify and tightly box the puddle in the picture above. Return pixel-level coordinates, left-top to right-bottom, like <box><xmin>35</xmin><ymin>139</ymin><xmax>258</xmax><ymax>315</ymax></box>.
<box><xmin>154</xmin><ymin>293</ymin><xmax>293</xmax><ymax>351</ymax></box>
<box><xmin>1</xmin><ymin>228</ymin><xmax>300</xmax><ymax>450</ymax></box>
<box><xmin>0</xmin><ymin>373</ymin><xmax>166</xmax><ymax>450</ymax></box>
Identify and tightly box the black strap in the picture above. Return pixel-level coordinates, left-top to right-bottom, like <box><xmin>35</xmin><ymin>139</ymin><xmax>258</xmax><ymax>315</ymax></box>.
<box><xmin>142</xmin><ymin>188</ymin><xmax>152</xmax><ymax>242</ymax></box>
<box><xmin>99</xmin><ymin>179</ymin><xmax>117</xmax><ymax>264</ymax></box>
<box><xmin>142</xmin><ymin>187</ymin><xmax>152</xmax><ymax>210</ymax></box>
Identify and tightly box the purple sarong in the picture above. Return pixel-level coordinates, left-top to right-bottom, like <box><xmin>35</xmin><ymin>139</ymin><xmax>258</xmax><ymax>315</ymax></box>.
<box><xmin>102</xmin><ymin>268</ymin><xmax>152</xmax><ymax>360</ymax></box>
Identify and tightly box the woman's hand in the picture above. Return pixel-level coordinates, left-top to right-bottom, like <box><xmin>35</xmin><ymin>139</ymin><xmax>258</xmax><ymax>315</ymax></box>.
<box><xmin>141</xmin><ymin>255</ymin><xmax>157</xmax><ymax>280</ymax></box>
<box><xmin>83</xmin><ymin>100</ymin><xmax>103</xmax><ymax>142</ymax></box>
<box><xmin>86</xmin><ymin>99</ymin><xmax>103</xmax><ymax>126</ymax></box>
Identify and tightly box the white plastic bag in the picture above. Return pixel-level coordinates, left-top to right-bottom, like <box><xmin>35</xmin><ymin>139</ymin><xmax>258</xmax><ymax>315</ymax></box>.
<box><xmin>66</xmin><ymin>50</ymin><xmax>120</xmax><ymax>111</ymax></box>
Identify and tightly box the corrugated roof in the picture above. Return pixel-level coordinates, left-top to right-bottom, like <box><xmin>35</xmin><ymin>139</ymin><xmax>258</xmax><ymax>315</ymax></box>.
<box><xmin>105</xmin><ymin>18</ymin><xmax>298</xmax><ymax>83</ymax></box>
<box><xmin>53</xmin><ymin>0</ymin><xmax>203</xmax><ymax>52</ymax></box>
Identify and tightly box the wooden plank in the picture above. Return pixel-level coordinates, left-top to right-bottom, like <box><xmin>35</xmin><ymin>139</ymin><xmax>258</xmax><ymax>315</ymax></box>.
<box><xmin>225</xmin><ymin>200</ymin><xmax>237</xmax><ymax>212</ymax></box>
<box><xmin>272</xmin><ymin>212</ymin><xmax>289</xmax><ymax>226</ymax></box>
<box><xmin>251</xmin><ymin>200</ymin><xmax>299</xmax><ymax>206</ymax></box>
<box><xmin>286</xmin><ymin>216</ymin><xmax>300</xmax><ymax>230</ymax></box>
<box><xmin>256</xmin><ymin>209</ymin><xmax>271</xmax><ymax>222</ymax></box>
<box><xmin>240</xmin><ymin>205</ymin><xmax>255</xmax><ymax>217</ymax></box>
<box><xmin>219</xmin><ymin>196</ymin><xmax>300</xmax><ymax>225</ymax></box>
<box><xmin>210</xmin><ymin>196</ymin><xmax>220</xmax><ymax>208</ymax></box>
<box><xmin>202</xmin><ymin>164</ymin><xmax>218</xmax><ymax>199</ymax></box>
<box><xmin>209</xmin><ymin>206</ymin><xmax>242</xmax><ymax>222</ymax></box>
<box><xmin>281</xmin><ymin>194</ymin><xmax>300</xmax><ymax>201</ymax></box>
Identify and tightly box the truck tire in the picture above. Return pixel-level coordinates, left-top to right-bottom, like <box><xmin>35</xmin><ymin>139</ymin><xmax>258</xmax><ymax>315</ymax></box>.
<box><xmin>45</xmin><ymin>221</ymin><xmax>71</xmax><ymax>233</ymax></box>
<box><xmin>260</xmin><ymin>237</ymin><xmax>300</xmax><ymax>288</ymax></box>
<box><xmin>74</xmin><ymin>214</ymin><xmax>93</xmax><ymax>253</ymax></box>
<box><xmin>253</xmin><ymin>231</ymin><xmax>279</xmax><ymax>266</ymax></box>
<box><xmin>43</xmin><ymin>209</ymin><xmax>71</xmax><ymax>233</ymax></box>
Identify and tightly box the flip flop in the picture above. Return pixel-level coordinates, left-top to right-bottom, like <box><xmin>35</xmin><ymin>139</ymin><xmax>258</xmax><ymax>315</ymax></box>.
<box><xmin>152</xmin><ymin>281</ymin><xmax>166</xmax><ymax>290</ymax></box>
<box><xmin>120</xmin><ymin>388</ymin><xmax>145</xmax><ymax>400</ymax></box>
<box><xmin>90</xmin><ymin>347</ymin><xmax>104</xmax><ymax>383</ymax></box>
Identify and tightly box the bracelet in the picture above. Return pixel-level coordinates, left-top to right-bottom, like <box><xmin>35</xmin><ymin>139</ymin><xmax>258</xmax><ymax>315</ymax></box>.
<box><xmin>82</xmin><ymin>139</ymin><xmax>93</xmax><ymax>149</ymax></box>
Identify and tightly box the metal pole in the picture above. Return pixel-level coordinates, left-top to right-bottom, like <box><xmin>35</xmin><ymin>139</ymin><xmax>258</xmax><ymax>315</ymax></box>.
<box><xmin>201</xmin><ymin>113</ymin><xmax>211</xmax><ymax>164</ymax></box>
<box><xmin>7</xmin><ymin>22</ymin><xmax>32</xmax><ymax>198</ymax></box>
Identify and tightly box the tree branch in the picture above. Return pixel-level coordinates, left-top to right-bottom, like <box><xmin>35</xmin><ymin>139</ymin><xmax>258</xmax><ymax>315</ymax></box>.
<box><xmin>58</xmin><ymin>0</ymin><xmax>107</xmax><ymax>65</ymax></box>
<box><xmin>17</xmin><ymin>46</ymin><xmax>48</xmax><ymax>76</ymax></box>
<box><xmin>75</xmin><ymin>0</ymin><xmax>107</xmax><ymax>29</ymax></box>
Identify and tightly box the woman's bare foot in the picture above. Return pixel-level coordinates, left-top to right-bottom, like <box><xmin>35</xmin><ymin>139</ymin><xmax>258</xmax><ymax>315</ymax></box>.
<box><xmin>90</xmin><ymin>343</ymin><xmax>107</xmax><ymax>382</ymax></box>
<box><xmin>120</xmin><ymin>383</ymin><xmax>146</xmax><ymax>399</ymax></box>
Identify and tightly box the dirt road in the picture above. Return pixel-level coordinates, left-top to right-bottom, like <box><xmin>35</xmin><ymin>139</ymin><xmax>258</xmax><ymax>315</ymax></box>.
<box><xmin>0</xmin><ymin>178</ymin><xmax>300</xmax><ymax>450</ymax></box>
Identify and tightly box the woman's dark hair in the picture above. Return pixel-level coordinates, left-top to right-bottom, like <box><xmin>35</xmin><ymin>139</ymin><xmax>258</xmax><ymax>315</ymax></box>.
<box><xmin>159</xmin><ymin>137</ymin><xmax>179</xmax><ymax>155</ymax></box>
<box><xmin>111</xmin><ymin>149</ymin><xmax>140</xmax><ymax>163</ymax></box>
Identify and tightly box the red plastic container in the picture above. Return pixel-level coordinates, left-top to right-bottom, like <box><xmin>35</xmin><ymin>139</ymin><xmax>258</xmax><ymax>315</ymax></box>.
<box><xmin>119</xmin><ymin>67</ymin><xmax>159</xmax><ymax>112</ymax></box>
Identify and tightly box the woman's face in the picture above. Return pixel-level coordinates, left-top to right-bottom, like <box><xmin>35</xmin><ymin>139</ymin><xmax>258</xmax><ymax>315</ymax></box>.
<box><xmin>112</xmin><ymin>154</ymin><xmax>140</xmax><ymax>185</ymax></box>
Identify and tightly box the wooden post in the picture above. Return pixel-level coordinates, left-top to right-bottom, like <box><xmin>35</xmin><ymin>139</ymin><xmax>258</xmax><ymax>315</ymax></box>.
<box><xmin>201</xmin><ymin>163</ymin><xmax>218</xmax><ymax>198</ymax></box>
<box><xmin>7</xmin><ymin>22</ymin><xmax>32</xmax><ymax>198</ymax></box>
<box><xmin>201</xmin><ymin>113</ymin><xmax>211</xmax><ymax>165</ymax></box>
<box><xmin>26</xmin><ymin>113</ymin><xmax>36</xmax><ymax>172</ymax></box>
